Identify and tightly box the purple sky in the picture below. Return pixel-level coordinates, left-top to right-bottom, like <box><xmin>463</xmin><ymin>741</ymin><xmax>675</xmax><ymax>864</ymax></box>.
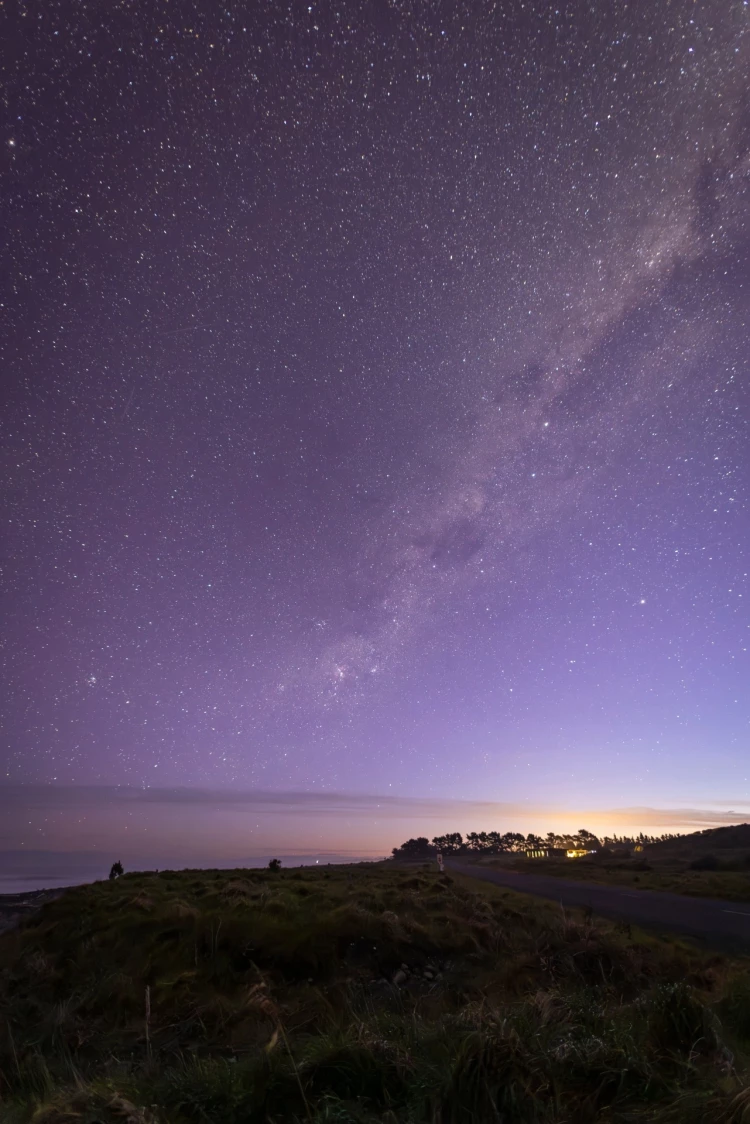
<box><xmin>2</xmin><ymin>0</ymin><xmax>749</xmax><ymax>860</ymax></box>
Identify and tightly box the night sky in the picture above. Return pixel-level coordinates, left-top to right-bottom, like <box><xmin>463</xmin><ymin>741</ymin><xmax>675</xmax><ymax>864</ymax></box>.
<box><xmin>2</xmin><ymin>0</ymin><xmax>750</xmax><ymax>860</ymax></box>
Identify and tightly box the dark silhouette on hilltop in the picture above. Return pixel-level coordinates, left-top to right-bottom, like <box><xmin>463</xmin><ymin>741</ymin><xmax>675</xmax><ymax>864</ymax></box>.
<box><xmin>391</xmin><ymin>827</ymin><xmax>690</xmax><ymax>859</ymax></box>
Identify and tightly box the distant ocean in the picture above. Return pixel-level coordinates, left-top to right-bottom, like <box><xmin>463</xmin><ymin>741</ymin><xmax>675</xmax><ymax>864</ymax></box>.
<box><xmin>0</xmin><ymin>852</ymin><xmax>382</xmax><ymax>895</ymax></box>
<box><xmin>0</xmin><ymin>875</ymin><xmax>87</xmax><ymax>895</ymax></box>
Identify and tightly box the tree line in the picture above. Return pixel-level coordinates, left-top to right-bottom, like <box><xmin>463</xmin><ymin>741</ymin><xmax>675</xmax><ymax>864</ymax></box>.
<box><xmin>391</xmin><ymin>829</ymin><xmax>684</xmax><ymax>858</ymax></box>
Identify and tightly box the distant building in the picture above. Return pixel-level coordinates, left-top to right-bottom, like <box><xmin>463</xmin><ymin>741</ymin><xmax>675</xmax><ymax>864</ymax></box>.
<box><xmin>633</xmin><ymin>843</ymin><xmax>644</xmax><ymax>852</ymax></box>
<box><xmin>526</xmin><ymin>849</ymin><xmax>550</xmax><ymax>858</ymax></box>
<box><xmin>566</xmin><ymin>848</ymin><xmax>595</xmax><ymax>859</ymax></box>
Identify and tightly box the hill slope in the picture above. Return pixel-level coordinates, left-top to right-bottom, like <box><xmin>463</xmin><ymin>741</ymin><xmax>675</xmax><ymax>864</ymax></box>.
<box><xmin>647</xmin><ymin>822</ymin><xmax>750</xmax><ymax>858</ymax></box>
<box><xmin>1</xmin><ymin>864</ymin><xmax>750</xmax><ymax>1123</ymax></box>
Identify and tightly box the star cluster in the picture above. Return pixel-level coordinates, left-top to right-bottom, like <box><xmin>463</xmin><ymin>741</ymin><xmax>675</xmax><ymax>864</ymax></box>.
<box><xmin>2</xmin><ymin>0</ymin><xmax>749</xmax><ymax>813</ymax></box>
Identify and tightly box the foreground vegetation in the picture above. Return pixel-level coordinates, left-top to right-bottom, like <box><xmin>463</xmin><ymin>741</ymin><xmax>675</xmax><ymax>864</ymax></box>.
<box><xmin>1</xmin><ymin>864</ymin><xmax>750</xmax><ymax>1123</ymax></box>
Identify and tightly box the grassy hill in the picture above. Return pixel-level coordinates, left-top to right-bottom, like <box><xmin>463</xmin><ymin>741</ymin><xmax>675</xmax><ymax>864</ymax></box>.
<box><xmin>490</xmin><ymin>855</ymin><xmax>750</xmax><ymax>902</ymax></box>
<box><xmin>1</xmin><ymin>864</ymin><xmax>750</xmax><ymax>1123</ymax></box>
<box><xmin>646</xmin><ymin>823</ymin><xmax>750</xmax><ymax>860</ymax></box>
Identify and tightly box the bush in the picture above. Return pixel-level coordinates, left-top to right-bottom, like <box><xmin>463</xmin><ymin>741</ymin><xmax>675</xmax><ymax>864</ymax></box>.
<box><xmin>690</xmin><ymin>854</ymin><xmax>719</xmax><ymax>871</ymax></box>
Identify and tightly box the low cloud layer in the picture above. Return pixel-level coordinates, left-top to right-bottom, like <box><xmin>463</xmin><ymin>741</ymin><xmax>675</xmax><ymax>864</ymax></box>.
<box><xmin>2</xmin><ymin>784</ymin><xmax>748</xmax><ymax>865</ymax></box>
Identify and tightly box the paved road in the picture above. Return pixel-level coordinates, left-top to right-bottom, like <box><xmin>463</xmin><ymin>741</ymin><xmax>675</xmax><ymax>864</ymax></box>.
<box><xmin>450</xmin><ymin>863</ymin><xmax>750</xmax><ymax>952</ymax></box>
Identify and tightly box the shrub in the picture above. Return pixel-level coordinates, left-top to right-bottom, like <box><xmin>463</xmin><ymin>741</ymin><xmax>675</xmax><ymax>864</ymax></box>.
<box><xmin>690</xmin><ymin>854</ymin><xmax>719</xmax><ymax>871</ymax></box>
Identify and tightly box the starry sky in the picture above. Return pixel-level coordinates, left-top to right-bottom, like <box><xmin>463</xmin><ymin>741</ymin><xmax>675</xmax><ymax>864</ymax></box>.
<box><xmin>2</xmin><ymin>0</ymin><xmax>750</xmax><ymax>861</ymax></box>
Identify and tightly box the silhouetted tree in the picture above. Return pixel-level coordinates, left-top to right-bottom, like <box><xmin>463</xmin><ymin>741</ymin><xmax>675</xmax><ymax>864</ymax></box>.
<box><xmin>432</xmin><ymin>832</ymin><xmax>464</xmax><ymax>854</ymax></box>
<box><xmin>390</xmin><ymin>825</ymin><xmax>685</xmax><ymax>860</ymax></box>
<box><xmin>109</xmin><ymin>861</ymin><xmax>124</xmax><ymax>880</ymax></box>
<box><xmin>392</xmin><ymin>837</ymin><xmax>435</xmax><ymax>859</ymax></box>
<box><xmin>573</xmin><ymin>828</ymin><xmax>600</xmax><ymax>850</ymax></box>
<box><xmin>268</xmin><ymin>858</ymin><xmax>282</xmax><ymax>871</ymax></box>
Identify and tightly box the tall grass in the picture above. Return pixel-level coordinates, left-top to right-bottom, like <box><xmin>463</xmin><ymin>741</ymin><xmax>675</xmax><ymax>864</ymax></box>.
<box><xmin>0</xmin><ymin>864</ymin><xmax>748</xmax><ymax>1122</ymax></box>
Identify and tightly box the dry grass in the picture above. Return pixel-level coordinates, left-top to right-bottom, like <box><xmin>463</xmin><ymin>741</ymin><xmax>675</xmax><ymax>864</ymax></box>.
<box><xmin>0</xmin><ymin>863</ymin><xmax>748</xmax><ymax>1122</ymax></box>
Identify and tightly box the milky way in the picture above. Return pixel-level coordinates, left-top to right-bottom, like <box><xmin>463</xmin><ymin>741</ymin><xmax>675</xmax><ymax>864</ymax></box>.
<box><xmin>2</xmin><ymin>1</ymin><xmax>749</xmax><ymax>814</ymax></box>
